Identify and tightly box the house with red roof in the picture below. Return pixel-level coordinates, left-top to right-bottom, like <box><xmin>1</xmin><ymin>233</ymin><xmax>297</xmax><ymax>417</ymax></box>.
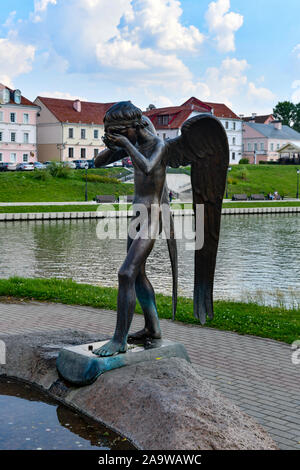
<box><xmin>144</xmin><ymin>97</ymin><xmax>243</xmax><ymax>164</ymax></box>
<box><xmin>0</xmin><ymin>83</ymin><xmax>40</xmax><ymax>165</ymax></box>
<box><xmin>34</xmin><ymin>96</ymin><xmax>115</xmax><ymax>162</ymax></box>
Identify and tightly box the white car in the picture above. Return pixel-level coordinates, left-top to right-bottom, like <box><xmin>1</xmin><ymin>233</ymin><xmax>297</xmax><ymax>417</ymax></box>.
<box><xmin>63</xmin><ymin>161</ymin><xmax>76</xmax><ymax>169</ymax></box>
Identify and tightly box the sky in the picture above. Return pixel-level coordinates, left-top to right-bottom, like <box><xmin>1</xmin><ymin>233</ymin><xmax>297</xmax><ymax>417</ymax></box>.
<box><xmin>0</xmin><ymin>0</ymin><xmax>299</xmax><ymax>115</ymax></box>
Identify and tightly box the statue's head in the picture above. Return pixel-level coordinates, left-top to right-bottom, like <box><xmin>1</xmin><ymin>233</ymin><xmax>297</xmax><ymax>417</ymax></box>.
<box><xmin>104</xmin><ymin>101</ymin><xmax>153</xmax><ymax>145</ymax></box>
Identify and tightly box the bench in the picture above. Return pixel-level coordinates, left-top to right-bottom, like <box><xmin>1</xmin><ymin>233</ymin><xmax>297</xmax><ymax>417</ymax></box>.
<box><xmin>94</xmin><ymin>195</ymin><xmax>116</xmax><ymax>203</ymax></box>
<box><xmin>232</xmin><ymin>194</ymin><xmax>248</xmax><ymax>201</ymax></box>
<box><xmin>250</xmin><ymin>194</ymin><xmax>266</xmax><ymax>201</ymax></box>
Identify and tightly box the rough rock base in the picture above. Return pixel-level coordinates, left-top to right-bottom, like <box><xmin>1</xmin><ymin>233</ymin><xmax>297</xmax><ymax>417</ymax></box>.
<box><xmin>0</xmin><ymin>330</ymin><xmax>277</xmax><ymax>450</ymax></box>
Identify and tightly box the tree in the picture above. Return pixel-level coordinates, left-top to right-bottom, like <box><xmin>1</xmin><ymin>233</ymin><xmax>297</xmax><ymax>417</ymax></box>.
<box><xmin>273</xmin><ymin>101</ymin><xmax>296</xmax><ymax>127</ymax></box>
<box><xmin>294</xmin><ymin>103</ymin><xmax>300</xmax><ymax>132</ymax></box>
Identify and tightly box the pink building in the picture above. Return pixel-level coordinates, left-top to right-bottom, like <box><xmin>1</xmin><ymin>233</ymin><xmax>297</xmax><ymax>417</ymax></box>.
<box><xmin>242</xmin><ymin>120</ymin><xmax>300</xmax><ymax>163</ymax></box>
<box><xmin>0</xmin><ymin>84</ymin><xmax>40</xmax><ymax>164</ymax></box>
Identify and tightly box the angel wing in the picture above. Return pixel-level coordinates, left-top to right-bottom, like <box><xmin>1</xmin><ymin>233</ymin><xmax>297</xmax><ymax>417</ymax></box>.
<box><xmin>163</xmin><ymin>114</ymin><xmax>229</xmax><ymax>324</ymax></box>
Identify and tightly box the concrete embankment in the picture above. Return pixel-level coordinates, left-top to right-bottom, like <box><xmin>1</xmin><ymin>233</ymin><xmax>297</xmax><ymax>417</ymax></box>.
<box><xmin>0</xmin><ymin>205</ymin><xmax>299</xmax><ymax>221</ymax></box>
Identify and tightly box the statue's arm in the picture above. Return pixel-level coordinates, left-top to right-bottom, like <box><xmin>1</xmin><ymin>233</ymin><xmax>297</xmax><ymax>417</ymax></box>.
<box><xmin>123</xmin><ymin>140</ymin><xmax>164</xmax><ymax>175</ymax></box>
<box><xmin>94</xmin><ymin>148</ymin><xmax>127</xmax><ymax>168</ymax></box>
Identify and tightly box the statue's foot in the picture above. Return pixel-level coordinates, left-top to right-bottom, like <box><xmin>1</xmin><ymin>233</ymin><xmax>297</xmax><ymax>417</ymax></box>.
<box><xmin>128</xmin><ymin>328</ymin><xmax>161</xmax><ymax>343</ymax></box>
<box><xmin>93</xmin><ymin>339</ymin><xmax>127</xmax><ymax>357</ymax></box>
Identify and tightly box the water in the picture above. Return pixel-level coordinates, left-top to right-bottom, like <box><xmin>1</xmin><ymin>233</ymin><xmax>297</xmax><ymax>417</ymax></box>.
<box><xmin>0</xmin><ymin>214</ymin><xmax>299</xmax><ymax>307</ymax></box>
<box><xmin>0</xmin><ymin>378</ymin><xmax>134</xmax><ymax>450</ymax></box>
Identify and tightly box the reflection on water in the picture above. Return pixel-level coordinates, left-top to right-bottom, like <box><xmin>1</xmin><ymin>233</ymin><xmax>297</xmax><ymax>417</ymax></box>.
<box><xmin>0</xmin><ymin>214</ymin><xmax>299</xmax><ymax>307</ymax></box>
<box><xmin>0</xmin><ymin>378</ymin><xmax>134</xmax><ymax>450</ymax></box>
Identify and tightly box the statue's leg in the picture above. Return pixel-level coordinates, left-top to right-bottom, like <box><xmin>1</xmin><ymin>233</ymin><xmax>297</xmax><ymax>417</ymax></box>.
<box><xmin>94</xmin><ymin>217</ymin><xmax>157</xmax><ymax>357</ymax></box>
<box><xmin>128</xmin><ymin>263</ymin><xmax>162</xmax><ymax>342</ymax></box>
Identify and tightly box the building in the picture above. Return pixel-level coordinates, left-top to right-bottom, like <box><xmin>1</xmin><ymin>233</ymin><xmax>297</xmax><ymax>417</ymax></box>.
<box><xmin>144</xmin><ymin>97</ymin><xmax>243</xmax><ymax>164</ymax></box>
<box><xmin>34</xmin><ymin>96</ymin><xmax>115</xmax><ymax>162</ymax></box>
<box><xmin>242</xmin><ymin>120</ymin><xmax>300</xmax><ymax>163</ymax></box>
<box><xmin>243</xmin><ymin>113</ymin><xmax>275</xmax><ymax>124</ymax></box>
<box><xmin>277</xmin><ymin>141</ymin><xmax>300</xmax><ymax>163</ymax></box>
<box><xmin>0</xmin><ymin>83</ymin><xmax>39</xmax><ymax>164</ymax></box>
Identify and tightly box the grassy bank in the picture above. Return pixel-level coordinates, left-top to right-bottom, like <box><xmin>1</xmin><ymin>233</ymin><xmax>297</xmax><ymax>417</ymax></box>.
<box><xmin>174</xmin><ymin>164</ymin><xmax>300</xmax><ymax>199</ymax></box>
<box><xmin>0</xmin><ymin>168</ymin><xmax>133</xmax><ymax>203</ymax></box>
<box><xmin>0</xmin><ymin>277</ymin><xmax>299</xmax><ymax>344</ymax></box>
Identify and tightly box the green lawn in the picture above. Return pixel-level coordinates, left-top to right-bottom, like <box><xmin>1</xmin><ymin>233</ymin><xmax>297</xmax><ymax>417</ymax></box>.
<box><xmin>171</xmin><ymin>164</ymin><xmax>300</xmax><ymax>199</ymax></box>
<box><xmin>0</xmin><ymin>168</ymin><xmax>133</xmax><ymax>203</ymax></box>
<box><xmin>0</xmin><ymin>204</ymin><xmax>122</xmax><ymax>213</ymax></box>
<box><xmin>0</xmin><ymin>277</ymin><xmax>299</xmax><ymax>344</ymax></box>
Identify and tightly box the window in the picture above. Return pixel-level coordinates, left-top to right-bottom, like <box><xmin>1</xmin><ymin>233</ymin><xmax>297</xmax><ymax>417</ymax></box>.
<box><xmin>10</xmin><ymin>153</ymin><xmax>16</xmax><ymax>162</ymax></box>
<box><xmin>0</xmin><ymin>111</ymin><xmax>3</xmax><ymax>121</ymax></box>
<box><xmin>233</xmin><ymin>122</ymin><xmax>236</xmax><ymax>130</ymax></box>
<box><xmin>270</xmin><ymin>143</ymin><xmax>274</xmax><ymax>151</ymax></box>
<box><xmin>163</xmin><ymin>115</ymin><xmax>169</xmax><ymax>125</ymax></box>
<box><xmin>232</xmin><ymin>137</ymin><xmax>236</xmax><ymax>145</ymax></box>
<box><xmin>247</xmin><ymin>143</ymin><xmax>251</xmax><ymax>151</ymax></box>
<box><xmin>10</xmin><ymin>113</ymin><xmax>16</xmax><ymax>123</ymax></box>
<box><xmin>0</xmin><ymin>153</ymin><xmax>2</xmax><ymax>162</ymax></box>
<box><xmin>94</xmin><ymin>148</ymin><xmax>99</xmax><ymax>158</ymax></box>
<box><xmin>225</xmin><ymin>121</ymin><xmax>229</xmax><ymax>129</ymax></box>
<box><xmin>81</xmin><ymin>148</ymin><xmax>86</xmax><ymax>158</ymax></box>
<box><xmin>23</xmin><ymin>113</ymin><xmax>29</xmax><ymax>124</ymax></box>
<box><xmin>260</xmin><ymin>143</ymin><xmax>264</xmax><ymax>151</ymax></box>
<box><xmin>23</xmin><ymin>133</ymin><xmax>29</xmax><ymax>144</ymax></box>
<box><xmin>68</xmin><ymin>147</ymin><xmax>74</xmax><ymax>159</ymax></box>
<box><xmin>68</xmin><ymin>128</ymin><xmax>74</xmax><ymax>139</ymax></box>
<box><xmin>254</xmin><ymin>143</ymin><xmax>258</xmax><ymax>151</ymax></box>
<box><xmin>232</xmin><ymin>152</ymin><xmax>236</xmax><ymax>160</ymax></box>
<box><xmin>23</xmin><ymin>154</ymin><xmax>28</xmax><ymax>162</ymax></box>
<box><xmin>81</xmin><ymin>129</ymin><xmax>86</xmax><ymax>139</ymax></box>
<box><xmin>0</xmin><ymin>132</ymin><xmax>2</xmax><ymax>141</ymax></box>
<box><xmin>11</xmin><ymin>132</ymin><xmax>16</xmax><ymax>142</ymax></box>
<box><xmin>94</xmin><ymin>129</ymin><xmax>99</xmax><ymax>139</ymax></box>
<box><xmin>277</xmin><ymin>144</ymin><xmax>280</xmax><ymax>150</ymax></box>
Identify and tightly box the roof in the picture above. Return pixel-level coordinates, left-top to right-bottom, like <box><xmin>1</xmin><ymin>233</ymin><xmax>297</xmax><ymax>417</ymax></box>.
<box><xmin>144</xmin><ymin>104</ymin><xmax>206</xmax><ymax>129</ymax></box>
<box><xmin>144</xmin><ymin>96</ymin><xmax>240</xmax><ymax>129</ymax></box>
<box><xmin>245</xmin><ymin>122</ymin><xmax>300</xmax><ymax>140</ymax></box>
<box><xmin>182</xmin><ymin>97</ymin><xmax>240</xmax><ymax>120</ymax></box>
<box><xmin>0</xmin><ymin>83</ymin><xmax>37</xmax><ymax>107</ymax></box>
<box><xmin>244</xmin><ymin>114</ymin><xmax>274</xmax><ymax>124</ymax></box>
<box><xmin>36</xmin><ymin>96</ymin><xmax>115</xmax><ymax>124</ymax></box>
<box><xmin>278</xmin><ymin>141</ymin><xmax>300</xmax><ymax>152</ymax></box>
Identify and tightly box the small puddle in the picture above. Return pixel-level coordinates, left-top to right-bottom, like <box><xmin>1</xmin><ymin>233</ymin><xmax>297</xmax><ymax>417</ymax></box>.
<box><xmin>0</xmin><ymin>378</ymin><xmax>135</xmax><ymax>450</ymax></box>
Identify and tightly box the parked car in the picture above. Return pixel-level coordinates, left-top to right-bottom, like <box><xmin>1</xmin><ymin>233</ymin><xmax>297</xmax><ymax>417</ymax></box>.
<box><xmin>0</xmin><ymin>162</ymin><xmax>17</xmax><ymax>171</ymax></box>
<box><xmin>73</xmin><ymin>160</ymin><xmax>89</xmax><ymax>169</ymax></box>
<box><xmin>86</xmin><ymin>159</ymin><xmax>95</xmax><ymax>169</ymax></box>
<box><xmin>16</xmin><ymin>163</ymin><xmax>34</xmax><ymax>171</ymax></box>
<box><xmin>113</xmin><ymin>160</ymin><xmax>123</xmax><ymax>167</ymax></box>
<box><xmin>32</xmin><ymin>162</ymin><xmax>46</xmax><ymax>170</ymax></box>
<box><xmin>43</xmin><ymin>161</ymin><xmax>53</xmax><ymax>168</ymax></box>
<box><xmin>63</xmin><ymin>161</ymin><xmax>76</xmax><ymax>169</ymax></box>
<box><xmin>122</xmin><ymin>157</ymin><xmax>132</xmax><ymax>167</ymax></box>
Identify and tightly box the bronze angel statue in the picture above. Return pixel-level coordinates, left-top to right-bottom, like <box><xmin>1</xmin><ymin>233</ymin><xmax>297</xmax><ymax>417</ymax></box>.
<box><xmin>94</xmin><ymin>101</ymin><xmax>229</xmax><ymax>356</ymax></box>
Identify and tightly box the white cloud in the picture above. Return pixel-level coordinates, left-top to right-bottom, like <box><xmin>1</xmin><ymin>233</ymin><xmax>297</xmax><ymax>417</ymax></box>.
<box><xmin>292</xmin><ymin>44</ymin><xmax>300</xmax><ymax>59</ymax></box>
<box><xmin>291</xmin><ymin>80</ymin><xmax>300</xmax><ymax>103</ymax></box>
<box><xmin>33</xmin><ymin>0</ymin><xmax>57</xmax><ymax>22</ymax></box>
<box><xmin>38</xmin><ymin>91</ymin><xmax>87</xmax><ymax>101</ymax></box>
<box><xmin>205</xmin><ymin>0</ymin><xmax>243</xmax><ymax>52</ymax></box>
<box><xmin>0</xmin><ymin>38</ymin><xmax>35</xmax><ymax>88</ymax></box>
<box><xmin>248</xmin><ymin>82</ymin><xmax>276</xmax><ymax>102</ymax></box>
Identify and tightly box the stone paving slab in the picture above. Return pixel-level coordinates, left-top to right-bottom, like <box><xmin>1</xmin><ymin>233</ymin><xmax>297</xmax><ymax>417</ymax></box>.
<box><xmin>0</xmin><ymin>301</ymin><xmax>299</xmax><ymax>450</ymax></box>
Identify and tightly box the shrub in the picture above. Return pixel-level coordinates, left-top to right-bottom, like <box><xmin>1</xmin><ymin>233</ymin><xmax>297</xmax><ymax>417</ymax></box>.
<box><xmin>84</xmin><ymin>174</ymin><xmax>120</xmax><ymax>184</ymax></box>
<box><xmin>48</xmin><ymin>162</ymin><xmax>70</xmax><ymax>178</ymax></box>
<box><xmin>235</xmin><ymin>169</ymin><xmax>249</xmax><ymax>181</ymax></box>
<box><xmin>31</xmin><ymin>170</ymin><xmax>49</xmax><ymax>181</ymax></box>
<box><xmin>239</xmin><ymin>158</ymin><xmax>249</xmax><ymax>164</ymax></box>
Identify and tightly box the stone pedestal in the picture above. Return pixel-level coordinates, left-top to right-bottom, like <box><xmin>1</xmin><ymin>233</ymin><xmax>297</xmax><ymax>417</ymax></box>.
<box><xmin>56</xmin><ymin>338</ymin><xmax>190</xmax><ymax>385</ymax></box>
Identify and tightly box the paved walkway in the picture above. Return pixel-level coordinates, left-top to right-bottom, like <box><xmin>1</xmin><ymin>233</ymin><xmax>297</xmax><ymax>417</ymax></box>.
<box><xmin>0</xmin><ymin>301</ymin><xmax>299</xmax><ymax>450</ymax></box>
